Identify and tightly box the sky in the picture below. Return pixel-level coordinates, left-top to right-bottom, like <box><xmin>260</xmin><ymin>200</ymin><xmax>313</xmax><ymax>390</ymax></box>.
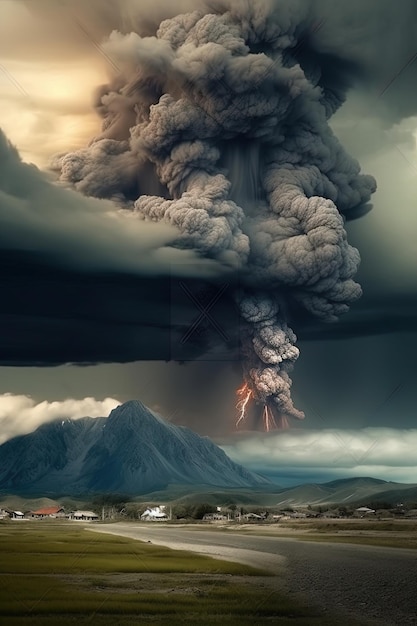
<box><xmin>0</xmin><ymin>0</ymin><xmax>416</xmax><ymax>487</ymax></box>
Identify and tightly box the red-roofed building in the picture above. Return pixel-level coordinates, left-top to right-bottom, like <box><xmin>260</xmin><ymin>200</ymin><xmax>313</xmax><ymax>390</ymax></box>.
<box><xmin>30</xmin><ymin>506</ymin><xmax>65</xmax><ymax>518</ymax></box>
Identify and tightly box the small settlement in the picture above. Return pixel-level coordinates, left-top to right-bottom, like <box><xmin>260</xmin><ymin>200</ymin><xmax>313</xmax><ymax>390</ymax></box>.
<box><xmin>0</xmin><ymin>501</ymin><xmax>416</xmax><ymax>523</ymax></box>
<box><xmin>0</xmin><ymin>506</ymin><xmax>98</xmax><ymax>522</ymax></box>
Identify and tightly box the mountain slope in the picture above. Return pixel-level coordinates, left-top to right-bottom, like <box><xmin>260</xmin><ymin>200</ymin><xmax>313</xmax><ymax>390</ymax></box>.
<box><xmin>273</xmin><ymin>477</ymin><xmax>417</xmax><ymax>507</ymax></box>
<box><xmin>0</xmin><ymin>401</ymin><xmax>270</xmax><ymax>496</ymax></box>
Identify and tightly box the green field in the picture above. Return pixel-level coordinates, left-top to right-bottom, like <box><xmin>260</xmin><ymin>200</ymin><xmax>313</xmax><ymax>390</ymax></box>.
<box><xmin>0</xmin><ymin>522</ymin><xmax>361</xmax><ymax>625</ymax></box>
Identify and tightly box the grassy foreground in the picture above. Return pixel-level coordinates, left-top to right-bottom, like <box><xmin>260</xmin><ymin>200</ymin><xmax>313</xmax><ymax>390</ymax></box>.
<box><xmin>0</xmin><ymin>522</ymin><xmax>354</xmax><ymax>625</ymax></box>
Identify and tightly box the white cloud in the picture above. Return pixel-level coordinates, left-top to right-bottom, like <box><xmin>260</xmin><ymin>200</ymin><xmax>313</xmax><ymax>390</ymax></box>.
<box><xmin>0</xmin><ymin>393</ymin><xmax>120</xmax><ymax>444</ymax></box>
<box><xmin>220</xmin><ymin>428</ymin><xmax>417</xmax><ymax>484</ymax></box>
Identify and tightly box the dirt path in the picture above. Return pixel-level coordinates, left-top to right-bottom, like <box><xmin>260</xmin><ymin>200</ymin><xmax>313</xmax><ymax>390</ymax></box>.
<box><xmin>90</xmin><ymin>523</ymin><xmax>417</xmax><ymax>625</ymax></box>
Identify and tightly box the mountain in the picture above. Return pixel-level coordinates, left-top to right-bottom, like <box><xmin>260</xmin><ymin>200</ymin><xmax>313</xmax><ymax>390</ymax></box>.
<box><xmin>0</xmin><ymin>401</ymin><xmax>270</xmax><ymax>496</ymax></box>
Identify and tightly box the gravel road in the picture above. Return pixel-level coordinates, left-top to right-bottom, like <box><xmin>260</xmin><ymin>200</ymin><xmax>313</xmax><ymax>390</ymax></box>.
<box><xmin>90</xmin><ymin>523</ymin><xmax>417</xmax><ymax>625</ymax></box>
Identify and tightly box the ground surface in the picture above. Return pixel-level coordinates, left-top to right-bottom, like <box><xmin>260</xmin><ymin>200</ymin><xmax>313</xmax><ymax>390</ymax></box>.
<box><xmin>91</xmin><ymin>522</ymin><xmax>417</xmax><ymax>625</ymax></box>
<box><xmin>0</xmin><ymin>523</ymin><xmax>359</xmax><ymax>625</ymax></box>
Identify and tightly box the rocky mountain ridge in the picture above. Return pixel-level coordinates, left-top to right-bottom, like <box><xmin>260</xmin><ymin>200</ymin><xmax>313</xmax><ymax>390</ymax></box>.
<box><xmin>0</xmin><ymin>400</ymin><xmax>270</xmax><ymax>496</ymax></box>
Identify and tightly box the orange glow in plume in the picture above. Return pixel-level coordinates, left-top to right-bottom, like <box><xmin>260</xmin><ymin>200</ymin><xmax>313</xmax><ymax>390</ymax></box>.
<box><xmin>236</xmin><ymin>383</ymin><xmax>291</xmax><ymax>431</ymax></box>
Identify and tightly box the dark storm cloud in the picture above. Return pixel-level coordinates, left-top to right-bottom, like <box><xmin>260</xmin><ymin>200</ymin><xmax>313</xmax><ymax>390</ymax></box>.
<box><xmin>312</xmin><ymin>0</ymin><xmax>417</xmax><ymax>123</ymax></box>
<box><xmin>0</xmin><ymin>249</ymin><xmax>242</xmax><ymax>365</ymax></box>
<box><xmin>0</xmin><ymin>130</ymin><xmax>239</xmax><ymax>365</ymax></box>
<box><xmin>298</xmin><ymin>294</ymin><xmax>417</xmax><ymax>340</ymax></box>
<box><xmin>0</xmin><ymin>130</ymin><xmax>227</xmax><ymax>277</ymax></box>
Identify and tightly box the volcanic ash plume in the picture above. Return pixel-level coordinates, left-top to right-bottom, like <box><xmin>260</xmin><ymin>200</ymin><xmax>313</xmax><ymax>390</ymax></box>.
<box><xmin>53</xmin><ymin>1</ymin><xmax>376</xmax><ymax>429</ymax></box>
<box><xmin>238</xmin><ymin>293</ymin><xmax>303</xmax><ymax>425</ymax></box>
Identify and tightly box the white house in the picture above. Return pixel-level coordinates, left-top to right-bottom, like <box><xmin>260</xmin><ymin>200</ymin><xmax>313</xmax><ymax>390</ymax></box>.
<box><xmin>242</xmin><ymin>512</ymin><xmax>263</xmax><ymax>521</ymax></box>
<box><xmin>70</xmin><ymin>510</ymin><xmax>99</xmax><ymax>521</ymax></box>
<box><xmin>202</xmin><ymin>512</ymin><xmax>228</xmax><ymax>521</ymax></box>
<box><xmin>355</xmin><ymin>507</ymin><xmax>376</xmax><ymax>516</ymax></box>
<box><xmin>141</xmin><ymin>506</ymin><xmax>168</xmax><ymax>521</ymax></box>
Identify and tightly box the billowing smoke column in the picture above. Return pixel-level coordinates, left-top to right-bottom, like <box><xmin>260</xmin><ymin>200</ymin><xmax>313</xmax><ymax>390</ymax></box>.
<box><xmin>52</xmin><ymin>1</ymin><xmax>376</xmax><ymax>429</ymax></box>
<box><xmin>238</xmin><ymin>292</ymin><xmax>303</xmax><ymax>427</ymax></box>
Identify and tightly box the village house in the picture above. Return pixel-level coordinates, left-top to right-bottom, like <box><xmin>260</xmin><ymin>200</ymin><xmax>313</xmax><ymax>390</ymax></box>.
<box><xmin>30</xmin><ymin>506</ymin><xmax>65</xmax><ymax>519</ymax></box>
<box><xmin>0</xmin><ymin>508</ymin><xmax>10</xmax><ymax>519</ymax></box>
<box><xmin>69</xmin><ymin>510</ymin><xmax>99</xmax><ymax>521</ymax></box>
<box><xmin>141</xmin><ymin>506</ymin><xmax>169</xmax><ymax>521</ymax></box>
<box><xmin>203</xmin><ymin>506</ymin><xmax>230</xmax><ymax>521</ymax></box>
<box><xmin>355</xmin><ymin>506</ymin><xmax>376</xmax><ymax>517</ymax></box>
<box><xmin>202</xmin><ymin>512</ymin><xmax>228</xmax><ymax>521</ymax></box>
<box><xmin>242</xmin><ymin>512</ymin><xmax>263</xmax><ymax>521</ymax></box>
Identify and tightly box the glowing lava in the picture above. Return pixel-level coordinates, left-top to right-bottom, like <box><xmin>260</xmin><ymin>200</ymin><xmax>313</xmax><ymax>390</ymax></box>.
<box><xmin>236</xmin><ymin>382</ymin><xmax>252</xmax><ymax>428</ymax></box>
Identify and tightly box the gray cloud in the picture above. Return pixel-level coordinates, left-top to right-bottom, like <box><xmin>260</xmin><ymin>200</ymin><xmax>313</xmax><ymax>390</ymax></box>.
<box><xmin>220</xmin><ymin>427</ymin><xmax>417</xmax><ymax>485</ymax></box>
<box><xmin>312</xmin><ymin>0</ymin><xmax>417</xmax><ymax>123</ymax></box>
<box><xmin>0</xmin><ymin>129</ymin><xmax>239</xmax><ymax>366</ymax></box>
<box><xmin>0</xmin><ymin>130</ymin><xmax>226</xmax><ymax>277</ymax></box>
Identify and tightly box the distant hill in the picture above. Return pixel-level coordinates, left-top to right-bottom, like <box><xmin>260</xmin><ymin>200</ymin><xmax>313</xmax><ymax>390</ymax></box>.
<box><xmin>0</xmin><ymin>495</ymin><xmax>62</xmax><ymax>511</ymax></box>
<box><xmin>364</xmin><ymin>484</ymin><xmax>417</xmax><ymax>506</ymax></box>
<box><xmin>273</xmin><ymin>476</ymin><xmax>417</xmax><ymax>507</ymax></box>
<box><xmin>0</xmin><ymin>401</ymin><xmax>270</xmax><ymax>496</ymax></box>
